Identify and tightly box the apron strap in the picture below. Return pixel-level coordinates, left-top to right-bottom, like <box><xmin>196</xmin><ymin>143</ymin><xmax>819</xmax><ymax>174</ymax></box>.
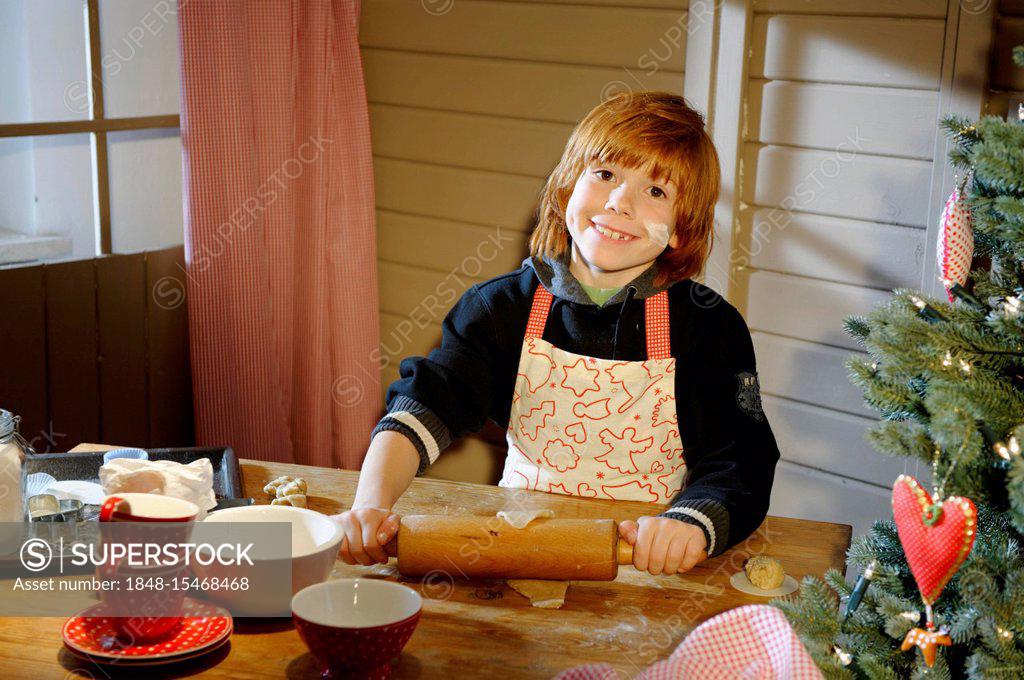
<box><xmin>525</xmin><ymin>284</ymin><xmax>673</xmax><ymax>359</ymax></box>
<box><xmin>645</xmin><ymin>290</ymin><xmax>672</xmax><ymax>360</ymax></box>
<box><xmin>525</xmin><ymin>284</ymin><xmax>554</xmax><ymax>339</ymax></box>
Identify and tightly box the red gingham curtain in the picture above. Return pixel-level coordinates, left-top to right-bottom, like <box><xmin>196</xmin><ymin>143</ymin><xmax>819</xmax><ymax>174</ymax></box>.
<box><xmin>177</xmin><ymin>0</ymin><xmax>380</xmax><ymax>469</ymax></box>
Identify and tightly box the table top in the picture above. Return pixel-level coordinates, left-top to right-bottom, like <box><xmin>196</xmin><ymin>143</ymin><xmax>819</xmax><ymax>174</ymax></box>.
<box><xmin>1</xmin><ymin>458</ymin><xmax>851</xmax><ymax>679</ymax></box>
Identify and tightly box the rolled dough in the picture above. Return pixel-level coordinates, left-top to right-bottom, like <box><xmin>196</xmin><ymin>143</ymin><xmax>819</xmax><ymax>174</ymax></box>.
<box><xmin>507</xmin><ymin>579</ymin><xmax>569</xmax><ymax>609</ymax></box>
<box><xmin>495</xmin><ymin>508</ymin><xmax>567</xmax><ymax>608</ymax></box>
<box><xmin>496</xmin><ymin>508</ymin><xmax>555</xmax><ymax>529</ymax></box>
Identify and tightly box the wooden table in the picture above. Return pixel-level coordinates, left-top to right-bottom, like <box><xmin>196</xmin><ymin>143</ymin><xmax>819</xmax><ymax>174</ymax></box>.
<box><xmin>0</xmin><ymin>459</ymin><xmax>851</xmax><ymax>679</ymax></box>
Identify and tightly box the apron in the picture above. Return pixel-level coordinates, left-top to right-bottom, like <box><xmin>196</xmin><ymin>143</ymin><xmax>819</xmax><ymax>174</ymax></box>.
<box><xmin>499</xmin><ymin>284</ymin><xmax>687</xmax><ymax>503</ymax></box>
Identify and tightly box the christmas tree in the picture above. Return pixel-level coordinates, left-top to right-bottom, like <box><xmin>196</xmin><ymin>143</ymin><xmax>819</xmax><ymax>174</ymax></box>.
<box><xmin>774</xmin><ymin>46</ymin><xmax>1024</xmax><ymax>679</ymax></box>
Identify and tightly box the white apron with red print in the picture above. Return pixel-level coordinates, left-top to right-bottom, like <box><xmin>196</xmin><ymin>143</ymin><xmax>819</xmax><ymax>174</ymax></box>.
<box><xmin>499</xmin><ymin>284</ymin><xmax>686</xmax><ymax>503</ymax></box>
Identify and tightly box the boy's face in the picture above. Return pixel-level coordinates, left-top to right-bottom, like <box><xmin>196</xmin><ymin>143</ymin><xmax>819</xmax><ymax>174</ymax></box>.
<box><xmin>565</xmin><ymin>160</ymin><xmax>681</xmax><ymax>277</ymax></box>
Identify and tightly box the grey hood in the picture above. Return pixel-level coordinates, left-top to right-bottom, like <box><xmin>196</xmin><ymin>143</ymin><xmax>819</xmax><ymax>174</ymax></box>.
<box><xmin>522</xmin><ymin>251</ymin><xmax>672</xmax><ymax>308</ymax></box>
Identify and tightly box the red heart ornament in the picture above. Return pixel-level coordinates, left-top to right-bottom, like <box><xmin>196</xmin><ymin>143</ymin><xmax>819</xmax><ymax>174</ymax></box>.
<box><xmin>892</xmin><ymin>475</ymin><xmax>977</xmax><ymax>605</ymax></box>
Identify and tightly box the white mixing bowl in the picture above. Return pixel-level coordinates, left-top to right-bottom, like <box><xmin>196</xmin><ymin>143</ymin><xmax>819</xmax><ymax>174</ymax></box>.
<box><xmin>195</xmin><ymin>504</ymin><xmax>344</xmax><ymax>616</ymax></box>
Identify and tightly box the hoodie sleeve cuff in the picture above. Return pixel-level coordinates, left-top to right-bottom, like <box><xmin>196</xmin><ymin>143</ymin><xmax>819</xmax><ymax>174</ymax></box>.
<box><xmin>370</xmin><ymin>395</ymin><xmax>453</xmax><ymax>476</ymax></box>
<box><xmin>658</xmin><ymin>499</ymin><xmax>730</xmax><ymax>557</ymax></box>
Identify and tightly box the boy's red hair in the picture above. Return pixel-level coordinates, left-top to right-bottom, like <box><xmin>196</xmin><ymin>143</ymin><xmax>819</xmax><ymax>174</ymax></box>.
<box><xmin>529</xmin><ymin>91</ymin><xmax>720</xmax><ymax>287</ymax></box>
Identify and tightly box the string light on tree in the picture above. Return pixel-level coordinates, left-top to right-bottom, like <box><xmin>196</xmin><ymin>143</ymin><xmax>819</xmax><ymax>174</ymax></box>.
<box><xmin>994</xmin><ymin>435</ymin><xmax>1020</xmax><ymax>461</ymax></box>
<box><xmin>909</xmin><ymin>294</ymin><xmax>947</xmax><ymax>322</ymax></box>
<box><xmin>941</xmin><ymin>277</ymin><xmax>985</xmax><ymax>310</ymax></box>
<box><xmin>1004</xmin><ymin>294</ymin><xmax>1021</xmax><ymax>319</ymax></box>
<box><xmin>842</xmin><ymin>560</ymin><xmax>877</xmax><ymax>619</ymax></box>
<box><xmin>832</xmin><ymin>645</ymin><xmax>853</xmax><ymax>667</ymax></box>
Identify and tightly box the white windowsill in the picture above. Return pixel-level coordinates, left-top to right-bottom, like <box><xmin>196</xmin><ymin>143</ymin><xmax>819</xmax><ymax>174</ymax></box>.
<box><xmin>0</xmin><ymin>228</ymin><xmax>73</xmax><ymax>266</ymax></box>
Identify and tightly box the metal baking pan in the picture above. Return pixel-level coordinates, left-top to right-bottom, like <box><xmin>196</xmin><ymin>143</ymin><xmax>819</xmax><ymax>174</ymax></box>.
<box><xmin>26</xmin><ymin>446</ymin><xmax>244</xmax><ymax>502</ymax></box>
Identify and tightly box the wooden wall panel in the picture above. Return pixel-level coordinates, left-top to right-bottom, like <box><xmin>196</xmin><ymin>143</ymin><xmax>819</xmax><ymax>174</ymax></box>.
<box><xmin>0</xmin><ymin>266</ymin><xmax>48</xmax><ymax>448</ymax></box>
<box><xmin>44</xmin><ymin>260</ymin><xmax>100</xmax><ymax>448</ymax></box>
<box><xmin>368</xmin><ymin>105</ymin><xmax>571</xmax><ymax>177</ymax></box>
<box><xmin>746</xmin><ymin>271</ymin><xmax>890</xmax><ymax>351</ymax></box>
<box><xmin>0</xmin><ymin>246</ymin><xmax>194</xmax><ymax>451</ymax></box>
<box><xmin>740</xmin><ymin>207</ymin><xmax>925</xmax><ymax>291</ymax></box>
<box><xmin>363</xmin><ymin>50</ymin><xmax>684</xmax><ymax>125</ymax></box>
<box><xmin>749</xmin><ymin>15</ymin><xmax>945</xmax><ymax>88</ymax></box>
<box><xmin>752</xmin><ymin>0</ymin><xmax>945</xmax><ymax>16</ymax></box>
<box><xmin>97</xmin><ymin>254</ymin><xmax>148</xmax><ymax>446</ymax></box>
<box><xmin>746</xmin><ymin>80</ymin><xmax>937</xmax><ymax>159</ymax></box>
<box><xmin>752</xmin><ymin>331</ymin><xmax>873</xmax><ymax>419</ymax></box>
<box><xmin>378</xmin><ymin>261</ymin><xmax>487</xmax><ymax>320</ymax></box>
<box><xmin>377</xmin><ymin>212</ymin><xmax>529</xmax><ymax>282</ymax></box>
<box><xmin>374</xmin><ymin>158</ymin><xmax>543</xmax><ymax>234</ymax></box>
<box><xmin>742</xmin><ymin>144</ymin><xmax>934</xmax><ymax>228</ymax></box>
<box><xmin>361</xmin><ymin>0</ymin><xmax>688</xmax><ymax>69</ymax></box>
<box><xmin>762</xmin><ymin>395</ymin><xmax>910</xmax><ymax>488</ymax></box>
<box><xmin>146</xmin><ymin>246</ymin><xmax>194</xmax><ymax>447</ymax></box>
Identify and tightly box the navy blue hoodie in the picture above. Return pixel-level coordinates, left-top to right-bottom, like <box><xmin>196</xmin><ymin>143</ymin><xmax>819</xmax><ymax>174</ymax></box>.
<box><xmin>371</xmin><ymin>252</ymin><xmax>780</xmax><ymax>557</ymax></box>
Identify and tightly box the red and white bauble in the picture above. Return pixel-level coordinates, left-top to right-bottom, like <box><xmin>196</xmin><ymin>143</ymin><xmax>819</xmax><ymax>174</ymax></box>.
<box><xmin>937</xmin><ymin>186</ymin><xmax>974</xmax><ymax>303</ymax></box>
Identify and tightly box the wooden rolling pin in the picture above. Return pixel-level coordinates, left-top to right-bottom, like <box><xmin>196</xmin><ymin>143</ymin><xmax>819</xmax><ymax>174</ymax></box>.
<box><xmin>382</xmin><ymin>515</ymin><xmax>634</xmax><ymax>581</ymax></box>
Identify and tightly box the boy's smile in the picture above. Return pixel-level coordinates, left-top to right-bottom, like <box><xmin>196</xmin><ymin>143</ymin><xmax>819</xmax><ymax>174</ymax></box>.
<box><xmin>565</xmin><ymin>160</ymin><xmax>680</xmax><ymax>288</ymax></box>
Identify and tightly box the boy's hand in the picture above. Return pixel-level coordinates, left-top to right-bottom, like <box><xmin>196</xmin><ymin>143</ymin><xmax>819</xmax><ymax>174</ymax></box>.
<box><xmin>331</xmin><ymin>506</ymin><xmax>401</xmax><ymax>566</ymax></box>
<box><xmin>619</xmin><ymin>516</ymin><xmax>708</xmax><ymax>576</ymax></box>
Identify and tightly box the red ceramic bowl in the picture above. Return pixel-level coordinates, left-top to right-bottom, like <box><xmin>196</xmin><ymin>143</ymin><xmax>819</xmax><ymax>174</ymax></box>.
<box><xmin>292</xmin><ymin>579</ymin><xmax>422</xmax><ymax>679</ymax></box>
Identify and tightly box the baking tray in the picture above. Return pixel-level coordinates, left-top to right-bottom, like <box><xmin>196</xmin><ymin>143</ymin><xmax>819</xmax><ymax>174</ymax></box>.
<box><xmin>26</xmin><ymin>446</ymin><xmax>244</xmax><ymax>502</ymax></box>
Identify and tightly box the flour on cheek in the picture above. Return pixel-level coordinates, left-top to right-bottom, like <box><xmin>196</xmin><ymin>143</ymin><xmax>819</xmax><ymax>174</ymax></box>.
<box><xmin>644</xmin><ymin>222</ymin><xmax>671</xmax><ymax>249</ymax></box>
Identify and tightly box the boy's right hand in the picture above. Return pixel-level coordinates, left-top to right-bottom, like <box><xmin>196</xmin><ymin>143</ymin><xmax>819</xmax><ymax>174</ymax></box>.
<box><xmin>332</xmin><ymin>506</ymin><xmax>401</xmax><ymax>566</ymax></box>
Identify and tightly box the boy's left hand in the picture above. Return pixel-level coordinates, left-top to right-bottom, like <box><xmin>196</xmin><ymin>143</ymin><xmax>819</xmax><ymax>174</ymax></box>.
<box><xmin>619</xmin><ymin>516</ymin><xmax>708</xmax><ymax>576</ymax></box>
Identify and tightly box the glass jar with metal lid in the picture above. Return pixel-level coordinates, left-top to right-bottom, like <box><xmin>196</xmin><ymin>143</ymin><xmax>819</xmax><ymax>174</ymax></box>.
<box><xmin>0</xmin><ymin>409</ymin><xmax>33</xmax><ymax>522</ymax></box>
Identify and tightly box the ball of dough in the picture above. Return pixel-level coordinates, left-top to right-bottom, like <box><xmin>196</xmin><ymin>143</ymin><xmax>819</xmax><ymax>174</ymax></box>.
<box><xmin>745</xmin><ymin>555</ymin><xmax>785</xmax><ymax>590</ymax></box>
<box><xmin>263</xmin><ymin>475</ymin><xmax>295</xmax><ymax>496</ymax></box>
<box><xmin>271</xmin><ymin>494</ymin><xmax>307</xmax><ymax>508</ymax></box>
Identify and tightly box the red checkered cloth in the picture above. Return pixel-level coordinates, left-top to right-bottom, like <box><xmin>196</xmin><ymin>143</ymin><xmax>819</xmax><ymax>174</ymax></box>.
<box><xmin>553</xmin><ymin>605</ymin><xmax>823</xmax><ymax>680</ymax></box>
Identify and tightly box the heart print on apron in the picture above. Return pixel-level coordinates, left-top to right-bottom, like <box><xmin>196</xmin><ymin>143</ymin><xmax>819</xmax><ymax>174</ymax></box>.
<box><xmin>499</xmin><ymin>283</ymin><xmax>686</xmax><ymax>503</ymax></box>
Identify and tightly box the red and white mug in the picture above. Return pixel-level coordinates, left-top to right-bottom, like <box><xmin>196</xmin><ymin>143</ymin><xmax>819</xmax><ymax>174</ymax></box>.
<box><xmin>99</xmin><ymin>493</ymin><xmax>199</xmax><ymax>523</ymax></box>
<box><xmin>96</xmin><ymin>493</ymin><xmax>200</xmax><ymax>643</ymax></box>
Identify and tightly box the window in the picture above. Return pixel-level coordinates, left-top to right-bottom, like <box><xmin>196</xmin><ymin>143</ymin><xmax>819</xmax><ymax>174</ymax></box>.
<box><xmin>0</xmin><ymin>0</ymin><xmax>182</xmax><ymax>265</ymax></box>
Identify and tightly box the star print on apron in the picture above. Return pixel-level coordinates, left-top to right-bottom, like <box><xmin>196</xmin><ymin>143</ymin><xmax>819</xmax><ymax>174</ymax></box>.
<box><xmin>499</xmin><ymin>283</ymin><xmax>687</xmax><ymax>503</ymax></box>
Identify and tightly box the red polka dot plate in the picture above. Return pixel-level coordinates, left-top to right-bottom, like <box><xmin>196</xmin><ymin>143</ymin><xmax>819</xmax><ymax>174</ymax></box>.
<box><xmin>62</xmin><ymin>597</ymin><xmax>233</xmax><ymax>663</ymax></box>
<box><xmin>64</xmin><ymin>634</ymin><xmax>231</xmax><ymax>668</ymax></box>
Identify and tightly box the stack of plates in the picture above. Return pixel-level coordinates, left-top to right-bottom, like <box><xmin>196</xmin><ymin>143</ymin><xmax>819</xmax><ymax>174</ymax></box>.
<box><xmin>62</xmin><ymin>598</ymin><xmax>233</xmax><ymax>667</ymax></box>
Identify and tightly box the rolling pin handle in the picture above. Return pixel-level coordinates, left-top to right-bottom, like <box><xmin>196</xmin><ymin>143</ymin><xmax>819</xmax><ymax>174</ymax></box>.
<box><xmin>383</xmin><ymin>535</ymin><xmax>399</xmax><ymax>558</ymax></box>
<box><xmin>617</xmin><ymin>537</ymin><xmax>633</xmax><ymax>565</ymax></box>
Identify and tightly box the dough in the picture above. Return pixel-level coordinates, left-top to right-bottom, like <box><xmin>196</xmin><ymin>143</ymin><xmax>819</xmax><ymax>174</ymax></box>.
<box><xmin>507</xmin><ymin>579</ymin><xmax>570</xmax><ymax>609</ymax></box>
<box><xmin>495</xmin><ymin>508</ymin><xmax>566</xmax><ymax>608</ymax></box>
<box><xmin>496</xmin><ymin>508</ymin><xmax>554</xmax><ymax>529</ymax></box>
<box><xmin>271</xmin><ymin>494</ymin><xmax>307</xmax><ymax>508</ymax></box>
<box><xmin>263</xmin><ymin>475</ymin><xmax>295</xmax><ymax>496</ymax></box>
<box><xmin>744</xmin><ymin>555</ymin><xmax>785</xmax><ymax>590</ymax></box>
<box><xmin>277</xmin><ymin>479</ymin><xmax>307</xmax><ymax>497</ymax></box>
